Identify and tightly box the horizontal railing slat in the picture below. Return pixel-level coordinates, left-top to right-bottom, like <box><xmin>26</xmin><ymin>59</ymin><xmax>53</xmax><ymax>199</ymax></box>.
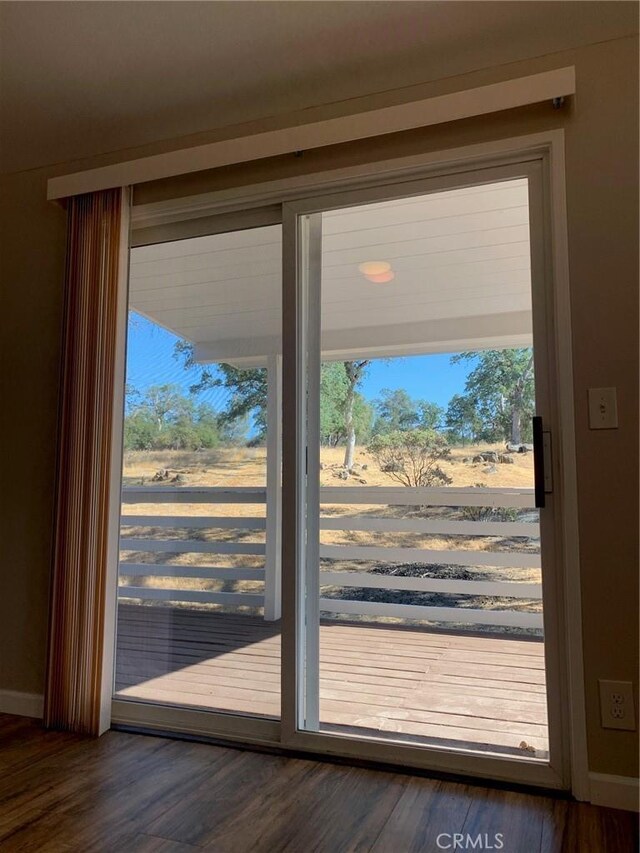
<box><xmin>319</xmin><ymin>598</ymin><xmax>543</xmax><ymax>629</ymax></box>
<box><xmin>319</xmin><ymin>544</ymin><xmax>540</xmax><ymax>569</ymax></box>
<box><xmin>319</xmin><ymin>486</ymin><xmax>535</xmax><ymax>508</ymax></box>
<box><xmin>120</xmin><ymin>538</ymin><xmax>265</xmax><ymax>556</ymax></box>
<box><xmin>121</xmin><ymin>485</ymin><xmax>534</xmax><ymax>508</ymax></box>
<box><xmin>319</xmin><ymin>517</ymin><xmax>539</xmax><ymax>537</ymax></box>
<box><xmin>121</xmin><ymin>486</ymin><xmax>266</xmax><ymax>504</ymax></box>
<box><xmin>319</xmin><ymin>571</ymin><xmax>542</xmax><ymax>599</ymax></box>
<box><xmin>121</xmin><ymin>515</ymin><xmax>266</xmax><ymax>530</ymax></box>
<box><xmin>118</xmin><ymin>587</ymin><xmax>264</xmax><ymax>606</ymax></box>
<box><xmin>119</xmin><ymin>564</ymin><xmax>264</xmax><ymax>581</ymax></box>
<box><xmin>120</xmin><ymin>512</ymin><xmax>537</xmax><ymax>538</ymax></box>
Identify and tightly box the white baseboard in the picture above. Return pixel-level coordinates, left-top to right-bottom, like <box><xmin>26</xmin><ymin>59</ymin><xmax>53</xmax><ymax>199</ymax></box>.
<box><xmin>0</xmin><ymin>690</ymin><xmax>44</xmax><ymax>719</ymax></box>
<box><xmin>589</xmin><ymin>772</ymin><xmax>639</xmax><ymax>812</ymax></box>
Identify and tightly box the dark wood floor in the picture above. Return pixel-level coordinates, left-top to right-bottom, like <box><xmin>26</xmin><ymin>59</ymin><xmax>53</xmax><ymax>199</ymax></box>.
<box><xmin>0</xmin><ymin>714</ymin><xmax>637</xmax><ymax>852</ymax></box>
<box><xmin>116</xmin><ymin>605</ymin><xmax>549</xmax><ymax>758</ymax></box>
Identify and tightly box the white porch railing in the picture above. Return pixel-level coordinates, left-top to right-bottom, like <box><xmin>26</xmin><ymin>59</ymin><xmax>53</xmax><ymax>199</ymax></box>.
<box><xmin>119</xmin><ymin>485</ymin><xmax>542</xmax><ymax>630</ymax></box>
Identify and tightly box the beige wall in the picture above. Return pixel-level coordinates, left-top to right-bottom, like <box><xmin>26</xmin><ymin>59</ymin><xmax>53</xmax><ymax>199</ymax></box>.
<box><xmin>0</xmin><ymin>35</ymin><xmax>637</xmax><ymax>778</ymax></box>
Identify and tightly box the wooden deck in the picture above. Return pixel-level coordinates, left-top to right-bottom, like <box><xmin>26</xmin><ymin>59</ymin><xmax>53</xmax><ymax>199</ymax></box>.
<box><xmin>115</xmin><ymin>604</ymin><xmax>548</xmax><ymax>758</ymax></box>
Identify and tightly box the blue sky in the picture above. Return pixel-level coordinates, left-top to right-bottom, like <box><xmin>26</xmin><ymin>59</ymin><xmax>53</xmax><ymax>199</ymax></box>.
<box><xmin>126</xmin><ymin>312</ymin><xmax>472</xmax><ymax>414</ymax></box>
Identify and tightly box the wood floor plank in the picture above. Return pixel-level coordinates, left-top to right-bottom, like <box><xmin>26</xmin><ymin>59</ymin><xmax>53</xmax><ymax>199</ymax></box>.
<box><xmin>122</xmin><ymin>836</ymin><xmax>201</xmax><ymax>852</ymax></box>
<box><xmin>145</xmin><ymin>751</ymin><xmax>314</xmax><ymax>847</ymax></box>
<box><xmin>201</xmin><ymin>761</ymin><xmax>408</xmax><ymax>853</ymax></box>
<box><xmin>460</xmin><ymin>786</ymin><xmax>552</xmax><ymax>852</ymax></box>
<box><xmin>370</xmin><ymin>778</ymin><xmax>475</xmax><ymax>852</ymax></box>
<box><xmin>554</xmin><ymin>800</ymin><xmax>639</xmax><ymax>853</ymax></box>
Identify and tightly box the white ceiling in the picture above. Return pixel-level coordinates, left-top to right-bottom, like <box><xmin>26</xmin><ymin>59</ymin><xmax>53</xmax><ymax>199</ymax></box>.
<box><xmin>129</xmin><ymin>178</ymin><xmax>533</xmax><ymax>364</ymax></box>
<box><xmin>1</xmin><ymin>2</ymin><xmax>637</xmax><ymax>175</ymax></box>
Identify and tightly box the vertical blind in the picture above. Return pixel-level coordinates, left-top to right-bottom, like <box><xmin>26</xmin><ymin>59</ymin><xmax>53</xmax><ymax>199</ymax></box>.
<box><xmin>45</xmin><ymin>188</ymin><xmax>128</xmax><ymax>735</ymax></box>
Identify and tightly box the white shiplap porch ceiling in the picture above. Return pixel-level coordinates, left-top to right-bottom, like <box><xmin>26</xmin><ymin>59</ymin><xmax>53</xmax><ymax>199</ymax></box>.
<box><xmin>128</xmin><ymin>179</ymin><xmax>532</xmax><ymax>364</ymax></box>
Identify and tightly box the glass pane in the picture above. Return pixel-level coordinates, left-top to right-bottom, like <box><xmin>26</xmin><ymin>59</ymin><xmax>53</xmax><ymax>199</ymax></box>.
<box><xmin>302</xmin><ymin>180</ymin><xmax>548</xmax><ymax>758</ymax></box>
<box><xmin>114</xmin><ymin>223</ymin><xmax>282</xmax><ymax>719</ymax></box>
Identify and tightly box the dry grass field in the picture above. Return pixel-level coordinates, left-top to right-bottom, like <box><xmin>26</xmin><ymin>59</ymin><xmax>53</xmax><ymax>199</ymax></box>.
<box><xmin>122</xmin><ymin>442</ymin><xmax>534</xmax><ymax>490</ymax></box>
<box><xmin>119</xmin><ymin>444</ymin><xmax>541</xmax><ymax>635</ymax></box>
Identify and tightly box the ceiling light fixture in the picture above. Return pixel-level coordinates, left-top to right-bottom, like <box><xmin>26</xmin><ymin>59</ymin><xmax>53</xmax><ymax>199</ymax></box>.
<box><xmin>358</xmin><ymin>261</ymin><xmax>391</xmax><ymax>276</ymax></box>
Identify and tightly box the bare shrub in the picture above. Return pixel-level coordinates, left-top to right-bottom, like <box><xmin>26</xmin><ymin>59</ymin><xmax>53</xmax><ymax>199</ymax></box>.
<box><xmin>368</xmin><ymin>429</ymin><xmax>452</xmax><ymax>488</ymax></box>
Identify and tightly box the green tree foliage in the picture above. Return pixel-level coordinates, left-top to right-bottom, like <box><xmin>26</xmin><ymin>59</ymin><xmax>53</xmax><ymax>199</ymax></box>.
<box><xmin>373</xmin><ymin>389</ymin><xmax>443</xmax><ymax>435</ymax></box>
<box><xmin>444</xmin><ymin>393</ymin><xmax>484</xmax><ymax>445</ymax></box>
<box><xmin>374</xmin><ymin>388</ymin><xmax>417</xmax><ymax>432</ymax></box>
<box><xmin>417</xmin><ymin>400</ymin><xmax>443</xmax><ymax>431</ymax></box>
<box><xmin>123</xmin><ymin>384</ymin><xmax>220</xmax><ymax>451</ymax></box>
<box><xmin>174</xmin><ymin>341</ymin><xmax>373</xmax><ymax>452</ymax></box>
<box><xmin>447</xmin><ymin>349</ymin><xmax>535</xmax><ymax>444</ymax></box>
<box><xmin>319</xmin><ymin>362</ymin><xmax>348</xmax><ymax>445</ymax></box>
<box><xmin>174</xmin><ymin>340</ymin><xmax>268</xmax><ymax>439</ymax></box>
<box><xmin>320</xmin><ymin>362</ymin><xmax>373</xmax><ymax>448</ymax></box>
<box><xmin>123</xmin><ymin>410</ymin><xmax>157</xmax><ymax>451</ymax></box>
<box><xmin>342</xmin><ymin>361</ymin><xmax>370</xmax><ymax>468</ymax></box>
<box><xmin>219</xmin><ymin>413</ymin><xmax>252</xmax><ymax>447</ymax></box>
<box><xmin>368</xmin><ymin>429</ymin><xmax>452</xmax><ymax>488</ymax></box>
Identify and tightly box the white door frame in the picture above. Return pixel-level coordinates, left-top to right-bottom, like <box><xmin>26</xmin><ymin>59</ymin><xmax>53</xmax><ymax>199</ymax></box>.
<box><xmin>110</xmin><ymin>130</ymin><xmax>587</xmax><ymax>798</ymax></box>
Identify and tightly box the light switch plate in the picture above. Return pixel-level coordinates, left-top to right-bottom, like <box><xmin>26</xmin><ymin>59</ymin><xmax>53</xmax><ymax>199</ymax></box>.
<box><xmin>588</xmin><ymin>387</ymin><xmax>618</xmax><ymax>429</ymax></box>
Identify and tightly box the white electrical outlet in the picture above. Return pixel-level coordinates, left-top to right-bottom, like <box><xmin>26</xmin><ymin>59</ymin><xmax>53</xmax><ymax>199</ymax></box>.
<box><xmin>599</xmin><ymin>680</ymin><xmax>636</xmax><ymax>730</ymax></box>
<box><xmin>588</xmin><ymin>387</ymin><xmax>618</xmax><ymax>429</ymax></box>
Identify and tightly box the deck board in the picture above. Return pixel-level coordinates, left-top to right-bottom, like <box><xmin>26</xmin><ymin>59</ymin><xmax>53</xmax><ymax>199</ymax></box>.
<box><xmin>115</xmin><ymin>604</ymin><xmax>548</xmax><ymax>757</ymax></box>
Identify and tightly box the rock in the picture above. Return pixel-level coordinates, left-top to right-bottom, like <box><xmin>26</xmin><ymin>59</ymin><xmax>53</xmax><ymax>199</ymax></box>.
<box><xmin>472</xmin><ymin>455</ymin><xmax>484</xmax><ymax>464</ymax></box>
<box><xmin>171</xmin><ymin>474</ymin><xmax>186</xmax><ymax>484</ymax></box>
<box><xmin>498</xmin><ymin>454</ymin><xmax>515</xmax><ymax>464</ymax></box>
<box><xmin>152</xmin><ymin>468</ymin><xmax>170</xmax><ymax>481</ymax></box>
<box><xmin>361</xmin><ymin>464</ymin><xmax>368</xmax><ymax>470</ymax></box>
<box><xmin>507</xmin><ymin>442</ymin><xmax>531</xmax><ymax>454</ymax></box>
<box><xmin>319</xmin><ymin>462</ymin><xmax>325</xmax><ymax>470</ymax></box>
<box><xmin>337</xmin><ymin>469</ymin><xmax>349</xmax><ymax>480</ymax></box>
<box><xmin>382</xmin><ymin>462</ymin><xmax>402</xmax><ymax>472</ymax></box>
<box><xmin>358</xmin><ymin>478</ymin><xmax>367</xmax><ymax>485</ymax></box>
<box><xmin>483</xmin><ymin>464</ymin><xmax>498</xmax><ymax>474</ymax></box>
<box><xmin>480</xmin><ymin>451</ymin><xmax>499</xmax><ymax>463</ymax></box>
<box><xmin>462</xmin><ymin>457</ymin><xmax>473</xmax><ymax>464</ymax></box>
<box><xmin>348</xmin><ymin>467</ymin><xmax>358</xmax><ymax>476</ymax></box>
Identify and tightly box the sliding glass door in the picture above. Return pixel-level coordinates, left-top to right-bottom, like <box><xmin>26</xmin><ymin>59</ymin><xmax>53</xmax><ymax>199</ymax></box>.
<box><xmin>283</xmin><ymin>163</ymin><xmax>566</xmax><ymax>788</ymax></box>
<box><xmin>112</xmin><ymin>157</ymin><xmax>568</xmax><ymax>790</ymax></box>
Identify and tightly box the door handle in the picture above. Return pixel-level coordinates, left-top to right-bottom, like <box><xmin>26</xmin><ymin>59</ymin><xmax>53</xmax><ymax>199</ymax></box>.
<box><xmin>532</xmin><ymin>416</ymin><xmax>546</xmax><ymax>509</ymax></box>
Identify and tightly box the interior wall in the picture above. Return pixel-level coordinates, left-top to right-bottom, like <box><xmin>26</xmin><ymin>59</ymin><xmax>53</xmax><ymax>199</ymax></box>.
<box><xmin>0</xmin><ymin>34</ymin><xmax>637</xmax><ymax>780</ymax></box>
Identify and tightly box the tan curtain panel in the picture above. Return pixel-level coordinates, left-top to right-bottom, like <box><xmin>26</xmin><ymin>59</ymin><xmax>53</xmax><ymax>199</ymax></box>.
<box><xmin>45</xmin><ymin>188</ymin><xmax>127</xmax><ymax>735</ymax></box>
